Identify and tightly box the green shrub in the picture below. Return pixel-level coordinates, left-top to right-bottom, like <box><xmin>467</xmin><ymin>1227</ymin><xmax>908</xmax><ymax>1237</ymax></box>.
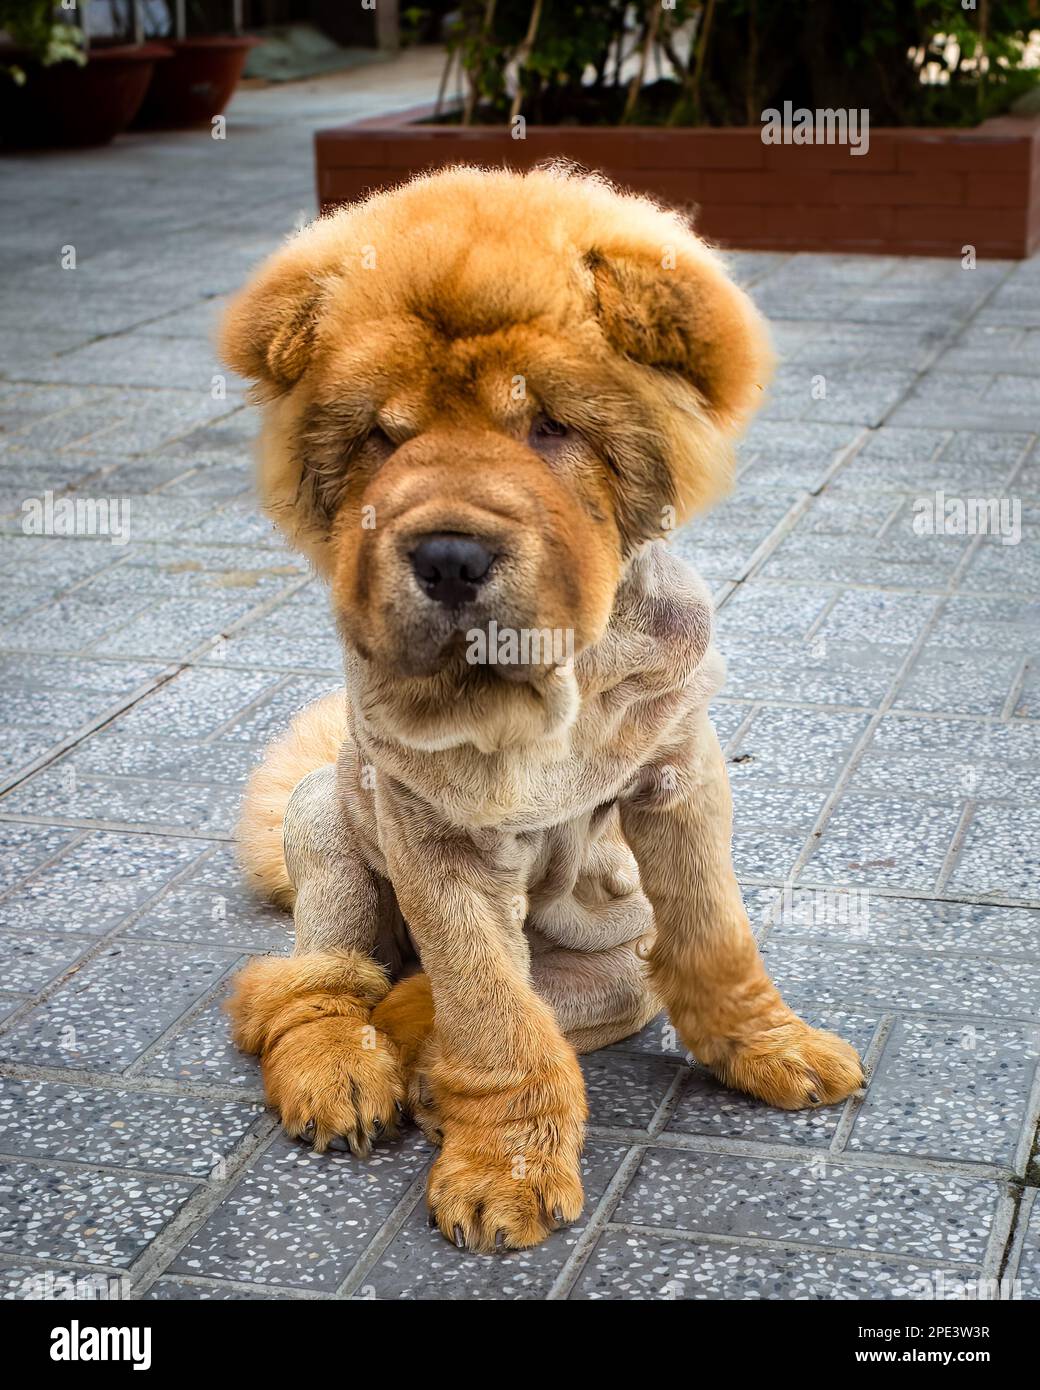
<box><xmin>0</xmin><ymin>1</ymin><xmax>85</xmax><ymax>83</ymax></box>
<box><xmin>447</xmin><ymin>0</ymin><xmax>1040</xmax><ymax>127</ymax></box>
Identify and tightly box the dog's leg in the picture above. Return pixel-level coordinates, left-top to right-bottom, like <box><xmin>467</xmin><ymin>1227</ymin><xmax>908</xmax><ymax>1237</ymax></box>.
<box><xmin>619</xmin><ymin>709</ymin><xmax>863</xmax><ymax>1109</ymax></box>
<box><xmin>383</xmin><ymin>818</ymin><xmax>586</xmax><ymax>1252</ymax></box>
<box><xmin>374</xmin><ymin>937</ymin><xmax>660</xmax><ymax>1141</ymax></box>
<box><xmin>227</xmin><ymin>767</ymin><xmax>405</xmax><ymax>1153</ymax></box>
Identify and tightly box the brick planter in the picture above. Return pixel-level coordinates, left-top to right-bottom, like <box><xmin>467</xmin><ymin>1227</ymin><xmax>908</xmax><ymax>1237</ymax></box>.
<box><xmin>315</xmin><ymin>104</ymin><xmax>1040</xmax><ymax>259</ymax></box>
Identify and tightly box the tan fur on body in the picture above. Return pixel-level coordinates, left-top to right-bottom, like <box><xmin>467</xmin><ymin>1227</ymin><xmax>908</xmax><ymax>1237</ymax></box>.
<box><xmin>223</xmin><ymin>166</ymin><xmax>863</xmax><ymax>1253</ymax></box>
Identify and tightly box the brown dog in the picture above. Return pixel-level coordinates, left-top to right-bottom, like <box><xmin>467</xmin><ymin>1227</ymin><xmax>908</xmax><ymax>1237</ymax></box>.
<box><xmin>221</xmin><ymin>165</ymin><xmax>863</xmax><ymax>1253</ymax></box>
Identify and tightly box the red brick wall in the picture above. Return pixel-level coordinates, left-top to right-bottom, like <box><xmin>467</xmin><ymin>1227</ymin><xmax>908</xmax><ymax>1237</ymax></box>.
<box><xmin>315</xmin><ymin>108</ymin><xmax>1040</xmax><ymax>259</ymax></box>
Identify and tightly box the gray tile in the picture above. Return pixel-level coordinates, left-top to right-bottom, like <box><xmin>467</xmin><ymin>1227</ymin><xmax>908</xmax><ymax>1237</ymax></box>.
<box><xmin>946</xmin><ymin>803</ymin><xmax>1040</xmax><ymax>900</ymax></box>
<box><xmin>0</xmin><ymin>1161</ymin><xmax>196</xmax><ymax>1267</ymax></box>
<box><xmin>894</xmin><ymin>646</ymin><xmax>1023</xmax><ymax>717</ymax></box>
<box><xmin>1016</xmin><ymin>1197</ymin><xmax>1040</xmax><ymax>1299</ymax></box>
<box><xmin>361</xmin><ymin>1141</ymin><xmax>628</xmax><ymax>1300</ymax></box>
<box><xmin>0</xmin><ymin>823</ymin><xmax>77</xmax><ymax>894</ymax></box>
<box><xmin>763</xmin><ymin>937</ymin><xmax>1040</xmax><ymax>1019</ymax></box>
<box><xmin>847</xmin><ymin>1017</ymin><xmax>1038</xmax><ymax>1167</ymax></box>
<box><xmin>0</xmin><ymin>927</ymin><xmax>92</xmax><ymax>994</ymax></box>
<box><xmin>581</xmin><ymin>1052</ymin><xmax>679</xmax><ymax>1131</ymax></box>
<box><xmin>0</xmin><ymin>940</ymin><xmax>240</xmax><ymax>1071</ymax></box>
<box><xmin>0</xmin><ymin>832</ymin><xmax>205</xmax><ymax>936</ymax></box>
<box><xmin>799</xmin><ymin>792</ymin><xmax>962</xmax><ymax>892</ymax></box>
<box><xmin>666</xmin><ymin>1009</ymin><xmax>878</xmax><ymax>1148</ymax></box>
<box><xmin>612</xmin><ymin>1150</ymin><xmax>999</xmax><ymax>1262</ymax></box>
<box><xmin>572</xmin><ymin>1230</ymin><xmax>981</xmax><ymax>1301</ymax></box>
<box><xmin>767</xmin><ymin>890</ymin><xmax>1040</xmax><ymax>957</ymax></box>
<box><xmin>0</xmin><ymin>765</ymin><xmax>239</xmax><ymax>833</ymax></box>
<box><xmin>0</xmin><ymin>1078</ymin><xmax>263</xmax><ymax>1176</ymax></box>
<box><xmin>168</xmin><ymin>1130</ymin><xmax>431</xmax><ymax>1290</ymax></box>
<box><xmin>141</xmin><ymin>995</ymin><xmax>262</xmax><ymax>1092</ymax></box>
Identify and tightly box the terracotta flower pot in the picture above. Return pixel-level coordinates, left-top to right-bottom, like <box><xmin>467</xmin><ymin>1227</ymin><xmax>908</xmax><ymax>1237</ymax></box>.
<box><xmin>132</xmin><ymin>36</ymin><xmax>262</xmax><ymax>130</ymax></box>
<box><xmin>0</xmin><ymin>43</ymin><xmax>172</xmax><ymax>149</ymax></box>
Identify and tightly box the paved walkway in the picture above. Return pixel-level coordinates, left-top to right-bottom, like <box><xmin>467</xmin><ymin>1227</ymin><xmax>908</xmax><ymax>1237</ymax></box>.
<box><xmin>0</xmin><ymin>50</ymin><xmax>1037</xmax><ymax>1301</ymax></box>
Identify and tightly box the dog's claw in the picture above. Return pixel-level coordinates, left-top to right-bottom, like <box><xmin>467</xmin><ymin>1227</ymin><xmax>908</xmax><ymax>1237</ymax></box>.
<box><xmin>807</xmin><ymin>1090</ymin><xmax>821</xmax><ymax>1105</ymax></box>
<box><xmin>495</xmin><ymin>1230</ymin><xmax>505</xmax><ymax>1250</ymax></box>
<box><xmin>453</xmin><ymin>1224</ymin><xmax>466</xmax><ymax>1249</ymax></box>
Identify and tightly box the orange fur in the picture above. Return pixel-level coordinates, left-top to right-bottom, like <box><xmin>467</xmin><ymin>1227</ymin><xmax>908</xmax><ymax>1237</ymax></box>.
<box><xmin>220</xmin><ymin>167</ymin><xmax>863</xmax><ymax>1256</ymax></box>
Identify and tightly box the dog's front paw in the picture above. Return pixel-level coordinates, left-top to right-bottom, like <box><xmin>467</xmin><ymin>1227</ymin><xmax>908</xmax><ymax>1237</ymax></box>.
<box><xmin>717</xmin><ymin>1018</ymin><xmax>864</xmax><ymax>1111</ymax></box>
<box><xmin>263</xmin><ymin>1015</ymin><xmax>405</xmax><ymax>1155</ymax></box>
<box><xmin>425</xmin><ymin>1052</ymin><xmax>587</xmax><ymax>1252</ymax></box>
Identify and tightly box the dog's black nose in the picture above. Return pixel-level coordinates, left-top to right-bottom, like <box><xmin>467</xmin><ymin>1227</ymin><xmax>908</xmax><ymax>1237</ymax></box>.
<box><xmin>409</xmin><ymin>533</ymin><xmax>495</xmax><ymax>607</ymax></box>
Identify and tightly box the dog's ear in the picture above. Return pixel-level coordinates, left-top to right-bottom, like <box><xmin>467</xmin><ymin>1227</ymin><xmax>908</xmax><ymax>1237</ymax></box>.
<box><xmin>220</xmin><ymin>256</ymin><xmax>329</xmax><ymax>393</ymax></box>
<box><xmin>585</xmin><ymin>248</ymin><xmax>773</xmax><ymax>432</ymax></box>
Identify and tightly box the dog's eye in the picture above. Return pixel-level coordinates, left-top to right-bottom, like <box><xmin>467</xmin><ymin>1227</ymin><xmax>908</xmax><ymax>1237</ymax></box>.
<box><xmin>531</xmin><ymin>414</ymin><xmax>569</xmax><ymax>444</ymax></box>
<box><xmin>365</xmin><ymin>426</ymin><xmax>395</xmax><ymax>455</ymax></box>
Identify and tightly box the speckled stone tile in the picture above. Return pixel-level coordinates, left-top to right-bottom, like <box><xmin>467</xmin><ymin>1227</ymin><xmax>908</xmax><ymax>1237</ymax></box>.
<box><xmin>762</xmin><ymin>937</ymin><xmax>1040</xmax><ymax>1019</ymax></box>
<box><xmin>814</xmin><ymin>590</ymin><xmax>939</xmax><ymax>648</ymax></box>
<box><xmin>666</xmin><ymin>1008</ymin><xmax>879</xmax><ymax>1148</ymax></box>
<box><xmin>0</xmin><ymin>765</ymin><xmax>239</xmax><ymax>834</ymax></box>
<box><xmin>798</xmin><ymin>792</ymin><xmax>961</xmax><ymax>892</ymax></box>
<box><xmin>88</xmin><ymin>595</ymin><xmax>278</xmax><ymax>662</ymax></box>
<box><xmin>1014</xmin><ymin>1196</ymin><xmax>1040</xmax><ymax>1299</ymax></box>
<box><xmin>0</xmin><ymin>831</ymin><xmax>204</xmax><ymax>936</ymax></box>
<box><xmin>928</xmin><ymin>595</ymin><xmax>1039</xmax><ymax>653</ymax></box>
<box><xmin>0</xmin><ymin>1078</ymin><xmax>263</xmax><ymax>1175</ymax></box>
<box><xmin>0</xmin><ymin>1263</ymin><xmax>130</xmax><ymax>1301</ymax></box>
<box><xmin>715</xmin><ymin>582</ymin><xmax>835</xmax><ymax>642</ymax></box>
<box><xmin>140</xmin><ymin>995</ymin><xmax>264</xmax><ymax>1093</ymax></box>
<box><xmin>359</xmin><ymin>1141</ymin><xmax>629</xmax><ymax>1300</ymax></box>
<box><xmin>893</xmin><ymin>646</ymin><xmax>1024</xmax><ymax>717</ymax></box>
<box><xmin>168</xmin><ymin>1130</ymin><xmax>431</xmax><ymax>1290</ymax></box>
<box><xmin>612</xmin><ymin>1150</ymin><xmax>999</xmax><ymax>1263</ymax></box>
<box><xmin>605</xmin><ymin>1012</ymin><xmax>686</xmax><ymax>1061</ymax></box>
<box><xmin>581</xmin><ymin>1052</ymin><xmax>680</xmax><ymax>1131</ymax></box>
<box><xmin>732</xmin><ymin>826</ymin><xmax>808</xmax><ymax>880</ymax></box>
<box><xmin>571</xmin><ymin>1231</ymin><xmax>976</xmax><ymax>1301</ymax></box>
<box><xmin>94</xmin><ymin>666</ymin><xmax>278</xmax><ymax>741</ymax></box>
<box><xmin>946</xmin><ymin>803</ymin><xmax>1040</xmax><ymax>901</ymax></box>
<box><xmin>0</xmin><ymin>926</ymin><xmax>92</xmax><ymax>994</ymax></box>
<box><xmin>758</xmin><ymin>531</ymin><xmax>963</xmax><ymax>589</ymax></box>
<box><xmin>0</xmin><ymin>1161</ymin><xmax>197</xmax><ymax>1267</ymax></box>
<box><xmin>0</xmin><ymin>822</ymin><xmax>77</xmax><ymax>893</ymax></box>
<box><xmin>707</xmin><ymin>699</ymin><xmax>748</xmax><ymax>750</ymax></box>
<box><xmin>720</xmin><ymin>637</ymin><xmax>904</xmax><ymax>708</ymax></box>
<box><xmin>730</xmin><ymin>775</ymin><xmax>829</xmax><ymax>835</ymax></box>
<box><xmin>1015</xmin><ymin>662</ymin><xmax>1039</xmax><ymax>719</ymax></box>
<box><xmin>728</xmin><ymin>706</ymin><xmax>871</xmax><ymax>783</ymax></box>
<box><xmin>767</xmin><ymin>890</ymin><xmax>1040</xmax><ymax>957</ymax></box>
<box><xmin>0</xmin><ymin>940</ymin><xmax>241</xmax><ymax>1071</ymax></box>
<box><xmin>126</xmin><ymin>855</ymin><xmax>290</xmax><ymax>952</ymax></box>
<box><xmin>141</xmin><ymin>1277</ymin><xmax>294</xmax><ymax>1300</ymax></box>
<box><xmin>847</xmin><ymin>1017</ymin><xmax>1038</xmax><ymax>1167</ymax></box>
<box><xmin>735</xmin><ymin>420</ymin><xmax>863</xmax><ymax>493</ymax></box>
<box><xmin>222</xmin><ymin>676</ymin><xmax>342</xmax><ymax>744</ymax></box>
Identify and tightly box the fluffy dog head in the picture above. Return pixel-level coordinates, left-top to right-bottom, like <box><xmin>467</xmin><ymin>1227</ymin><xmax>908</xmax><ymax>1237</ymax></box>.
<box><xmin>222</xmin><ymin>165</ymin><xmax>771</xmax><ymax>695</ymax></box>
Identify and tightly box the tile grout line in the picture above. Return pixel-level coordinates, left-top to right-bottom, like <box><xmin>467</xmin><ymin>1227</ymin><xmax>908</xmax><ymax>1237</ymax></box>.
<box><xmin>126</xmin><ymin>1112</ymin><xmax>283</xmax><ymax>1299</ymax></box>
<box><xmin>546</xmin><ymin>1145</ymin><xmax>648</xmax><ymax>1301</ymax></box>
<box><xmin>828</xmin><ymin>1012</ymin><xmax>898</xmax><ymax>1155</ymax></box>
<box><xmin>333</xmin><ymin>1167</ymin><xmax>431</xmax><ymax>1300</ymax></box>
